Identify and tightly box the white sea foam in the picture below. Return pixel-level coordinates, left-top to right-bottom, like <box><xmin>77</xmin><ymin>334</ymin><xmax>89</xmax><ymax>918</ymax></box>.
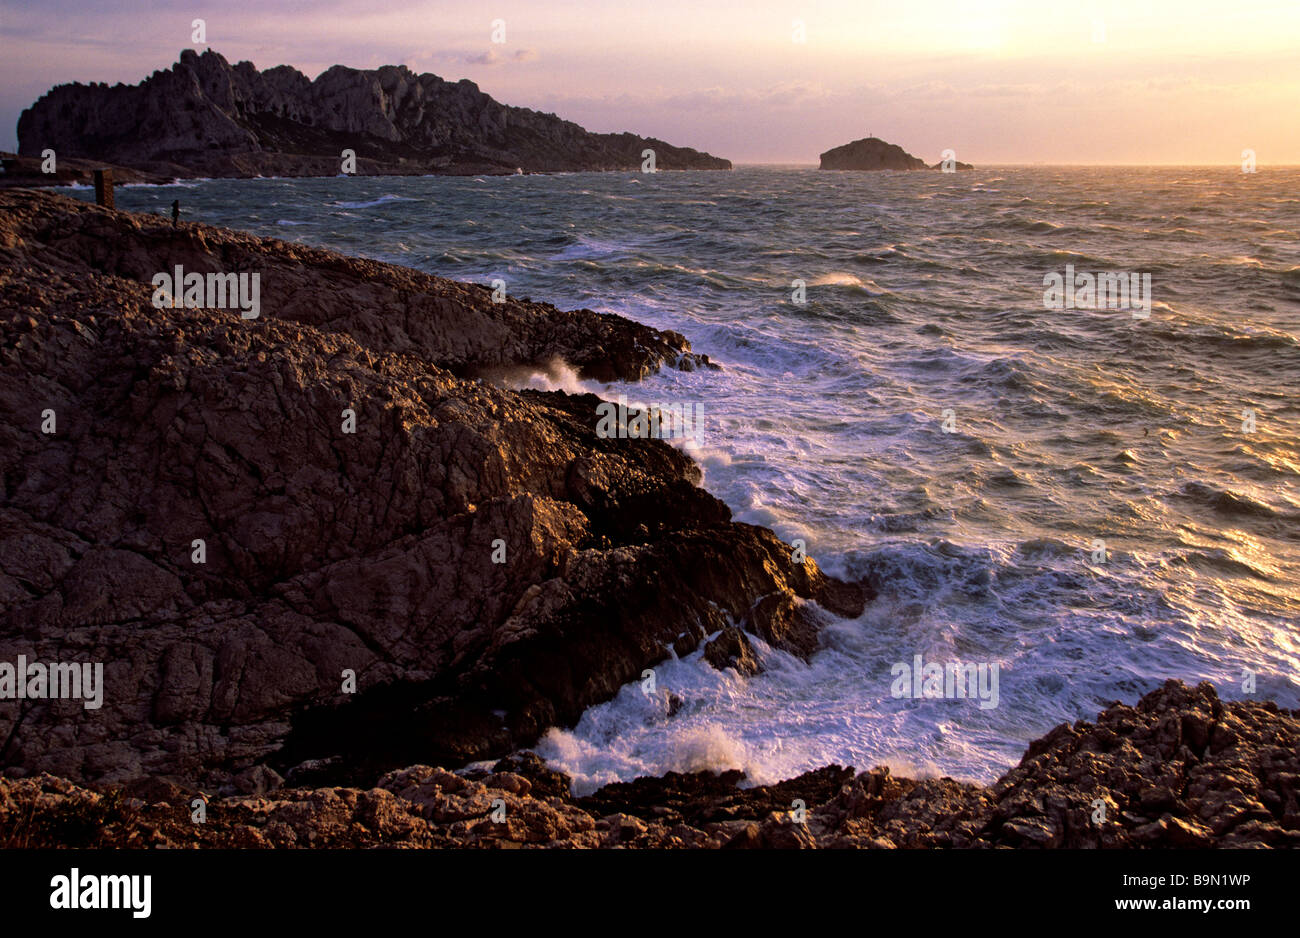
<box><xmin>334</xmin><ymin>194</ymin><xmax>418</xmax><ymax>209</ymax></box>
<box><xmin>511</xmin><ymin>360</ymin><xmax>595</xmax><ymax>394</ymax></box>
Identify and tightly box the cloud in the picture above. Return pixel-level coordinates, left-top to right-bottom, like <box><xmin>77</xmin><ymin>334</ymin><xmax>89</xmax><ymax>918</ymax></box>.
<box><xmin>435</xmin><ymin>47</ymin><xmax>537</xmax><ymax>67</ymax></box>
<box><xmin>658</xmin><ymin>81</ymin><xmax>837</xmax><ymax>111</ymax></box>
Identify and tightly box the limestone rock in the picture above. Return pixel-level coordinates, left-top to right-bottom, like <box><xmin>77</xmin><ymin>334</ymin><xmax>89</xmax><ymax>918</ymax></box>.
<box><xmin>17</xmin><ymin>50</ymin><xmax>732</xmax><ymax>178</ymax></box>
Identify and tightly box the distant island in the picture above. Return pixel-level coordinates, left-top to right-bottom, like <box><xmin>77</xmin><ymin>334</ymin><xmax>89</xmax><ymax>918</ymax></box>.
<box><xmin>819</xmin><ymin>136</ymin><xmax>974</xmax><ymax>171</ymax></box>
<box><xmin>13</xmin><ymin>49</ymin><xmax>731</xmax><ymax>181</ymax></box>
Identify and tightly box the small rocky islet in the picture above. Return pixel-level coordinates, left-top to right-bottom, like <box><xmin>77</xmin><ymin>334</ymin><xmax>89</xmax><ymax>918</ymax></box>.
<box><xmin>819</xmin><ymin>136</ymin><xmax>975</xmax><ymax>171</ymax></box>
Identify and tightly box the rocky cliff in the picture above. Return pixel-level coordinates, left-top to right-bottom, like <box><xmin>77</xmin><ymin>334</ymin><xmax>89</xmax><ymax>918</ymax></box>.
<box><xmin>819</xmin><ymin>136</ymin><xmax>973</xmax><ymax>171</ymax></box>
<box><xmin>16</xmin><ymin>50</ymin><xmax>731</xmax><ymax>178</ymax></box>
<box><xmin>0</xmin><ymin>189</ymin><xmax>862</xmax><ymax>790</ymax></box>
<box><xmin>4</xmin><ymin>681</ymin><xmax>1295</xmax><ymax>848</ymax></box>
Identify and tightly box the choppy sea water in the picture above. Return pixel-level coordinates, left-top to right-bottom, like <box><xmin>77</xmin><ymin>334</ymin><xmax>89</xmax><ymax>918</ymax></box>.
<box><xmin>73</xmin><ymin>167</ymin><xmax>1300</xmax><ymax>793</ymax></box>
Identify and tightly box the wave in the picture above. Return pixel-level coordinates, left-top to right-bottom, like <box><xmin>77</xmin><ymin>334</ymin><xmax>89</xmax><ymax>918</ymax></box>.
<box><xmin>1174</xmin><ymin>481</ymin><xmax>1290</xmax><ymax>521</ymax></box>
<box><xmin>332</xmin><ymin>194</ymin><xmax>419</xmax><ymax>209</ymax></box>
<box><xmin>1167</xmin><ymin>548</ymin><xmax>1274</xmax><ymax>580</ymax></box>
<box><xmin>551</xmin><ymin>235</ymin><xmax>631</xmax><ymax>261</ymax></box>
<box><xmin>806</xmin><ymin>272</ymin><xmax>880</xmax><ymax>291</ymax></box>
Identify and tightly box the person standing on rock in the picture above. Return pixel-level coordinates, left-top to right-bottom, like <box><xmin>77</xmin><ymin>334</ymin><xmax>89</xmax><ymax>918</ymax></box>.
<box><xmin>171</xmin><ymin>199</ymin><xmax>180</xmax><ymax>227</ymax></box>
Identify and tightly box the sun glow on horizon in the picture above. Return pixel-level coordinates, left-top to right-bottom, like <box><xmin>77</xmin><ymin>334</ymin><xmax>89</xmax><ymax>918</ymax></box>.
<box><xmin>0</xmin><ymin>0</ymin><xmax>1298</xmax><ymax>163</ymax></box>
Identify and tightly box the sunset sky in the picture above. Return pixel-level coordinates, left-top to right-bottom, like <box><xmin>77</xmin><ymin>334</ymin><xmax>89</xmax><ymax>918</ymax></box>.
<box><xmin>2</xmin><ymin>0</ymin><xmax>1298</xmax><ymax>164</ymax></box>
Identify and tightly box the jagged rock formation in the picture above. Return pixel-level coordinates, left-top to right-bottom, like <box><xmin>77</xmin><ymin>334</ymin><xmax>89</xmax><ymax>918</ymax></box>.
<box><xmin>16</xmin><ymin>49</ymin><xmax>731</xmax><ymax>178</ymax></box>
<box><xmin>3</xmin><ymin>682</ymin><xmax>1295</xmax><ymax>848</ymax></box>
<box><xmin>819</xmin><ymin>137</ymin><xmax>973</xmax><ymax>171</ymax></box>
<box><xmin>0</xmin><ymin>189</ymin><xmax>863</xmax><ymax>789</ymax></box>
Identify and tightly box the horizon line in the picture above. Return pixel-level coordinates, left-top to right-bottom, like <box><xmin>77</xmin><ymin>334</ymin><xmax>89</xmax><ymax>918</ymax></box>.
<box><xmin>734</xmin><ymin>162</ymin><xmax>1300</xmax><ymax>169</ymax></box>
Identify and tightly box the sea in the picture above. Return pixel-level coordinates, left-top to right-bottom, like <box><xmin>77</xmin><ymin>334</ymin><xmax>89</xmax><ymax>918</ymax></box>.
<box><xmin>70</xmin><ymin>166</ymin><xmax>1300</xmax><ymax>794</ymax></box>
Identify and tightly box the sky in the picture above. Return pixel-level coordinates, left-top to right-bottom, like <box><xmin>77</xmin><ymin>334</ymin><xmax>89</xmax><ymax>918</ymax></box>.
<box><xmin>1</xmin><ymin>0</ymin><xmax>1298</xmax><ymax>165</ymax></box>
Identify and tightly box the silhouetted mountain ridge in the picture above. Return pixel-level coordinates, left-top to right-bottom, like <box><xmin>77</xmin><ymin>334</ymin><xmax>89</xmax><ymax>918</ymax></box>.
<box><xmin>17</xmin><ymin>49</ymin><xmax>732</xmax><ymax>177</ymax></box>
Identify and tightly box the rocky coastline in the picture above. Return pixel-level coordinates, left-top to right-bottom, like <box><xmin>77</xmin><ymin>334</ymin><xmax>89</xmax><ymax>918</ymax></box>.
<box><xmin>3</xmin><ymin>681</ymin><xmax>1295</xmax><ymax>848</ymax></box>
<box><xmin>0</xmin><ymin>188</ymin><xmax>862</xmax><ymax>794</ymax></box>
<box><xmin>1</xmin><ymin>190</ymin><xmax>1293</xmax><ymax>849</ymax></box>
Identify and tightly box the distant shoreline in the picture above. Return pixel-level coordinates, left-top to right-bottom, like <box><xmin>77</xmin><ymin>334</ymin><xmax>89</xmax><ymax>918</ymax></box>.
<box><xmin>0</xmin><ymin>150</ymin><xmax>742</xmax><ymax>191</ymax></box>
<box><xmin>9</xmin><ymin>155</ymin><xmax>1287</xmax><ymax>192</ymax></box>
